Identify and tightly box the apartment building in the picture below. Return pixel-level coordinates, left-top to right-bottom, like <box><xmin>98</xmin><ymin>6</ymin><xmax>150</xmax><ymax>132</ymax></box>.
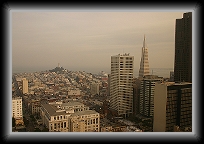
<box><xmin>110</xmin><ymin>53</ymin><xmax>134</xmax><ymax>117</ymax></box>
<box><xmin>12</xmin><ymin>97</ymin><xmax>23</xmax><ymax>119</ymax></box>
<box><xmin>12</xmin><ymin>96</ymin><xmax>24</xmax><ymax>126</ymax></box>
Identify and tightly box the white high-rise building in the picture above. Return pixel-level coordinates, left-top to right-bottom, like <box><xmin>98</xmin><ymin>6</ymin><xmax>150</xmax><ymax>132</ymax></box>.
<box><xmin>22</xmin><ymin>78</ymin><xmax>28</xmax><ymax>94</ymax></box>
<box><xmin>12</xmin><ymin>97</ymin><xmax>23</xmax><ymax>119</ymax></box>
<box><xmin>139</xmin><ymin>35</ymin><xmax>150</xmax><ymax>79</ymax></box>
<box><xmin>110</xmin><ymin>53</ymin><xmax>134</xmax><ymax>117</ymax></box>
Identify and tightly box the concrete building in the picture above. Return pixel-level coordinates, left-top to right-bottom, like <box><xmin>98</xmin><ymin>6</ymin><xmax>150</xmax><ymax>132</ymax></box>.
<box><xmin>12</xmin><ymin>97</ymin><xmax>24</xmax><ymax>126</ymax></box>
<box><xmin>110</xmin><ymin>53</ymin><xmax>134</xmax><ymax>117</ymax></box>
<box><xmin>31</xmin><ymin>101</ymin><xmax>41</xmax><ymax>116</ymax></box>
<box><xmin>139</xmin><ymin>75</ymin><xmax>163</xmax><ymax>117</ymax></box>
<box><xmin>40</xmin><ymin>101</ymin><xmax>99</xmax><ymax>132</ymax></box>
<box><xmin>90</xmin><ymin>82</ymin><xmax>100</xmax><ymax>95</ymax></box>
<box><xmin>139</xmin><ymin>35</ymin><xmax>150</xmax><ymax>79</ymax></box>
<box><xmin>153</xmin><ymin>82</ymin><xmax>192</xmax><ymax>132</ymax></box>
<box><xmin>174</xmin><ymin>12</ymin><xmax>192</xmax><ymax>83</ymax></box>
<box><xmin>69</xmin><ymin>110</ymin><xmax>100</xmax><ymax>132</ymax></box>
<box><xmin>12</xmin><ymin>97</ymin><xmax>23</xmax><ymax>119</ymax></box>
<box><xmin>22</xmin><ymin>78</ymin><xmax>28</xmax><ymax>94</ymax></box>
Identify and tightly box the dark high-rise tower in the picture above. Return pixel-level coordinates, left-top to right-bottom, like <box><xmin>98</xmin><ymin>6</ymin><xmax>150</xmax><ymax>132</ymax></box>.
<box><xmin>174</xmin><ymin>12</ymin><xmax>192</xmax><ymax>82</ymax></box>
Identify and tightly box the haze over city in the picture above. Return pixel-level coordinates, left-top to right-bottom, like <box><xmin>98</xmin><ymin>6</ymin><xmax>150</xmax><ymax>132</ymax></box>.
<box><xmin>11</xmin><ymin>10</ymin><xmax>193</xmax><ymax>134</ymax></box>
<box><xmin>12</xmin><ymin>11</ymin><xmax>185</xmax><ymax>76</ymax></box>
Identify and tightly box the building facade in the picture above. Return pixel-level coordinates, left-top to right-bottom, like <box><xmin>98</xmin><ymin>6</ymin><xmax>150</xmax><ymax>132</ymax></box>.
<box><xmin>90</xmin><ymin>82</ymin><xmax>100</xmax><ymax>96</ymax></box>
<box><xmin>12</xmin><ymin>97</ymin><xmax>23</xmax><ymax>119</ymax></box>
<box><xmin>139</xmin><ymin>75</ymin><xmax>163</xmax><ymax>117</ymax></box>
<box><xmin>153</xmin><ymin>82</ymin><xmax>192</xmax><ymax>132</ymax></box>
<box><xmin>174</xmin><ymin>12</ymin><xmax>192</xmax><ymax>83</ymax></box>
<box><xmin>22</xmin><ymin>78</ymin><xmax>28</xmax><ymax>94</ymax></box>
<box><xmin>40</xmin><ymin>101</ymin><xmax>99</xmax><ymax>132</ymax></box>
<box><xmin>12</xmin><ymin>97</ymin><xmax>24</xmax><ymax>126</ymax></box>
<box><xmin>133</xmin><ymin>78</ymin><xmax>141</xmax><ymax>116</ymax></box>
<box><xmin>110</xmin><ymin>53</ymin><xmax>134</xmax><ymax>117</ymax></box>
<box><xmin>139</xmin><ymin>35</ymin><xmax>150</xmax><ymax>79</ymax></box>
<box><xmin>69</xmin><ymin>110</ymin><xmax>100</xmax><ymax>132</ymax></box>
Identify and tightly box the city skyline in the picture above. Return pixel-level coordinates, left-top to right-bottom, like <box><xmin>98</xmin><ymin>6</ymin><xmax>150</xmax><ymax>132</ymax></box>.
<box><xmin>12</xmin><ymin>11</ymin><xmax>187</xmax><ymax>75</ymax></box>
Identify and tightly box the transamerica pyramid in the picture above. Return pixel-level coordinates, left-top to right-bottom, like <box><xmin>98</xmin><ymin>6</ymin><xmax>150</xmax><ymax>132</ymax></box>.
<box><xmin>139</xmin><ymin>35</ymin><xmax>150</xmax><ymax>79</ymax></box>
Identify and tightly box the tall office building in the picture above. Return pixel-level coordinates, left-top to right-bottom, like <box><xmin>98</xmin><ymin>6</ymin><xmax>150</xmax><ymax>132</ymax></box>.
<box><xmin>153</xmin><ymin>82</ymin><xmax>192</xmax><ymax>132</ymax></box>
<box><xmin>139</xmin><ymin>35</ymin><xmax>150</xmax><ymax>79</ymax></box>
<box><xmin>110</xmin><ymin>53</ymin><xmax>134</xmax><ymax>117</ymax></box>
<box><xmin>174</xmin><ymin>12</ymin><xmax>192</xmax><ymax>82</ymax></box>
<box><xmin>139</xmin><ymin>75</ymin><xmax>163</xmax><ymax>117</ymax></box>
<box><xmin>22</xmin><ymin>78</ymin><xmax>28</xmax><ymax>94</ymax></box>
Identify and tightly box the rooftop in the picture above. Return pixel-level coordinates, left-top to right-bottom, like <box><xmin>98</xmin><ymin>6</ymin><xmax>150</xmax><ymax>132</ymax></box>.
<box><xmin>70</xmin><ymin>110</ymin><xmax>99</xmax><ymax>116</ymax></box>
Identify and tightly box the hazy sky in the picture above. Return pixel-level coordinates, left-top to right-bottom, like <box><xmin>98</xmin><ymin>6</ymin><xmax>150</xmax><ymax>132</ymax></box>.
<box><xmin>12</xmin><ymin>11</ymin><xmax>186</xmax><ymax>74</ymax></box>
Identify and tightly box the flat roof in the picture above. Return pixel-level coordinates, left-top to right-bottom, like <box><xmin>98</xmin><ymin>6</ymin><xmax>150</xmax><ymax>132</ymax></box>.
<box><xmin>61</xmin><ymin>101</ymin><xmax>84</xmax><ymax>107</ymax></box>
<box><xmin>42</xmin><ymin>101</ymin><xmax>88</xmax><ymax>117</ymax></box>
<box><xmin>70</xmin><ymin>110</ymin><xmax>99</xmax><ymax>116</ymax></box>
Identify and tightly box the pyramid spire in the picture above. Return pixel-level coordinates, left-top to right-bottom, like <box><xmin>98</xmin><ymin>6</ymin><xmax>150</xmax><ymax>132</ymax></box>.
<box><xmin>143</xmin><ymin>34</ymin><xmax>146</xmax><ymax>48</ymax></box>
<box><xmin>139</xmin><ymin>35</ymin><xmax>150</xmax><ymax>79</ymax></box>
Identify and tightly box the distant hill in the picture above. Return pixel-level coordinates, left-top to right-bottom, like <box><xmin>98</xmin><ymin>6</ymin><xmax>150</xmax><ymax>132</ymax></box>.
<box><xmin>49</xmin><ymin>66</ymin><xmax>65</xmax><ymax>73</ymax></box>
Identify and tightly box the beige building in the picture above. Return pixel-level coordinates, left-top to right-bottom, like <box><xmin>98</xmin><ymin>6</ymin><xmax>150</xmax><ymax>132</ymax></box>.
<box><xmin>110</xmin><ymin>53</ymin><xmax>134</xmax><ymax>117</ymax></box>
<box><xmin>69</xmin><ymin>110</ymin><xmax>100</xmax><ymax>132</ymax></box>
<box><xmin>153</xmin><ymin>82</ymin><xmax>192</xmax><ymax>132</ymax></box>
<box><xmin>12</xmin><ymin>97</ymin><xmax>23</xmax><ymax>119</ymax></box>
<box><xmin>90</xmin><ymin>83</ymin><xmax>100</xmax><ymax>95</ymax></box>
<box><xmin>22</xmin><ymin>78</ymin><xmax>28</xmax><ymax>94</ymax></box>
<box><xmin>40</xmin><ymin>101</ymin><xmax>99</xmax><ymax>132</ymax></box>
<box><xmin>12</xmin><ymin>97</ymin><xmax>24</xmax><ymax>126</ymax></box>
<box><xmin>31</xmin><ymin>101</ymin><xmax>41</xmax><ymax>116</ymax></box>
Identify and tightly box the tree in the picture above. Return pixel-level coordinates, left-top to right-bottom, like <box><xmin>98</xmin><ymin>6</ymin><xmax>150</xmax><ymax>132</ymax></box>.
<box><xmin>34</xmin><ymin>128</ymin><xmax>41</xmax><ymax>132</ymax></box>
<box><xmin>12</xmin><ymin>117</ymin><xmax>16</xmax><ymax>127</ymax></box>
<box><xmin>42</xmin><ymin>127</ymin><xmax>49</xmax><ymax>132</ymax></box>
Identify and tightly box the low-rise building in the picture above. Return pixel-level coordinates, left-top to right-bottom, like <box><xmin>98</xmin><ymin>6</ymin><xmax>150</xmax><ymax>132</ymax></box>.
<box><xmin>40</xmin><ymin>101</ymin><xmax>100</xmax><ymax>132</ymax></box>
<box><xmin>69</xmin><ymin>110</ymin><xmax>100</xmax><ymax>132</ymax></box>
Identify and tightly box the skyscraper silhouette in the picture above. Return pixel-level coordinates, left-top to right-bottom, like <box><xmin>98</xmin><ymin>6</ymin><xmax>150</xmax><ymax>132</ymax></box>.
<box><xmin>139</xmin><ymin>35</ymin><xmax>150</xmax><ymax>79</ymax></box>
<box><xmin>174</xmin><ymin>12</ymin><xmax>192</xmax><ymax>82</ymax></box>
